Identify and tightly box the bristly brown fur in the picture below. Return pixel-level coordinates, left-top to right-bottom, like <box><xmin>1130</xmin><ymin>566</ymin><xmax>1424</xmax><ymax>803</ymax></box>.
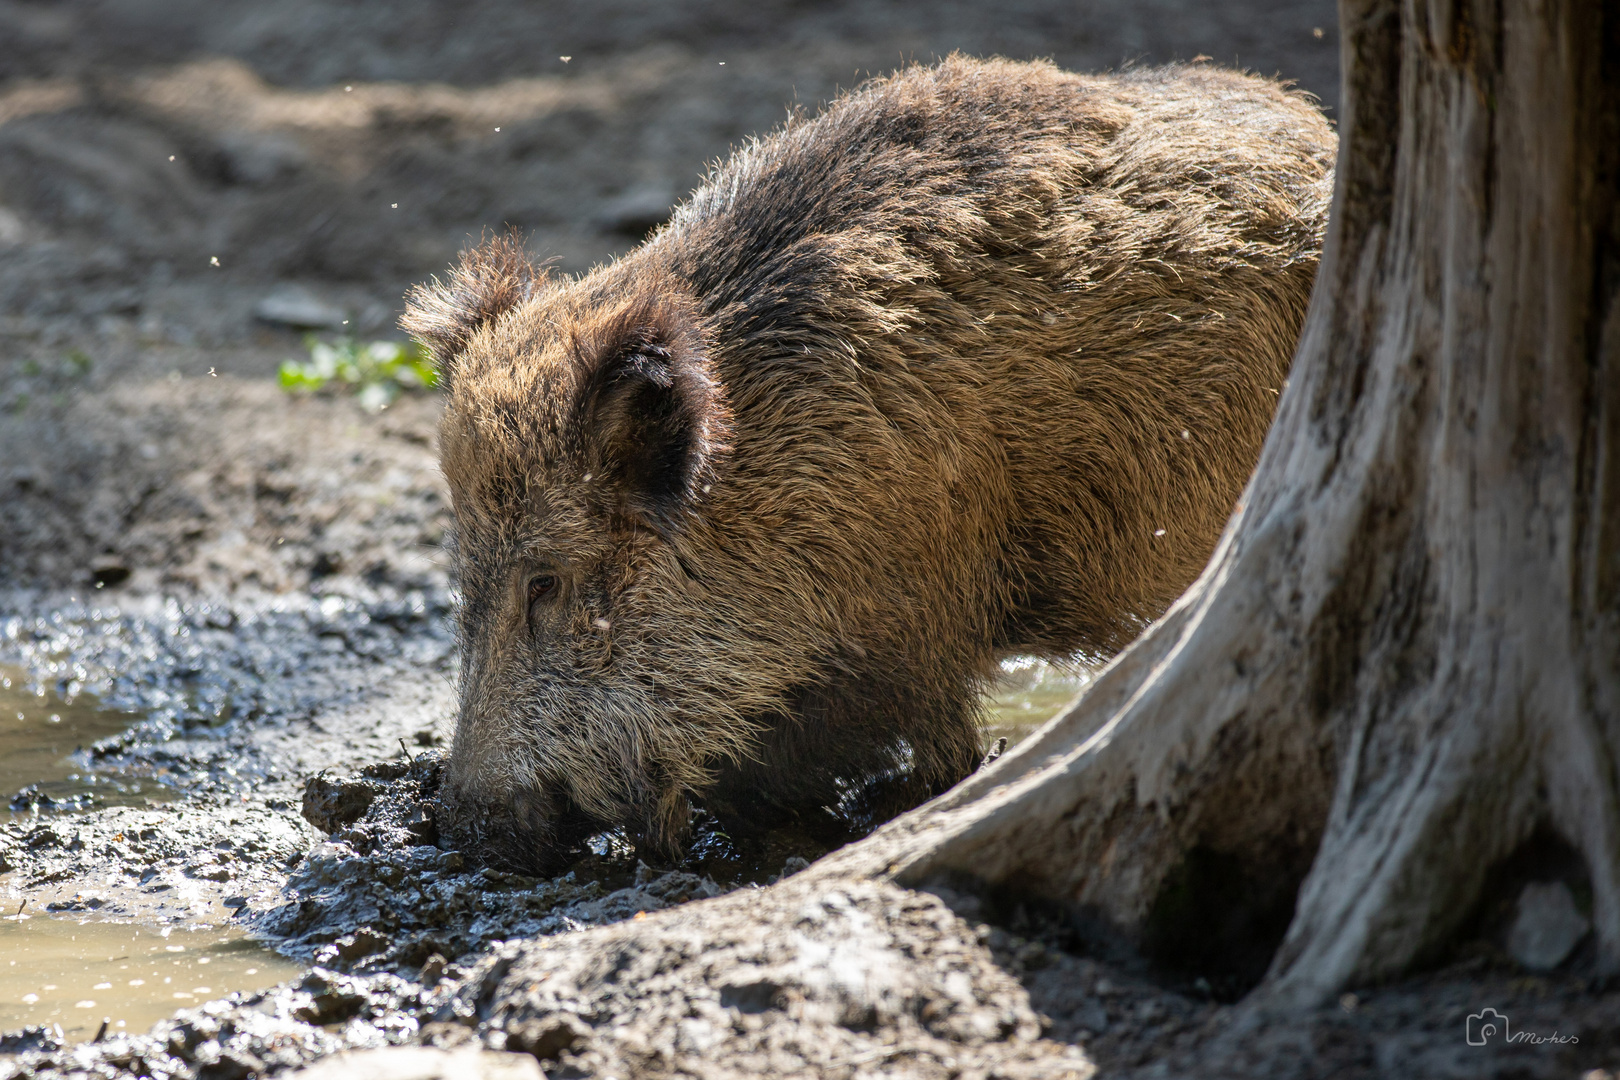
<box><xmin>401</xmin><ymin>230</ymin><xmax>543</xmax><ymax>386</ymax></box>
<box><xmin>404</xmin><ymin>56</ymin><xmax>1337</xmax><ymax>872</ymax></box>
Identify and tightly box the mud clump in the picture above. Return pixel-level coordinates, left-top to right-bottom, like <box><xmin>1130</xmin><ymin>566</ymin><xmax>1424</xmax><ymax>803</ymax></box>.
<box><xmin>300</xmin><ymin>775</ymin><xmax>386</xmax><ymax>835</ymax></box>
<box><xmin>300</xmin><ymin>756</ymin><xmax>441</xmax><ymax>850</ymax></box>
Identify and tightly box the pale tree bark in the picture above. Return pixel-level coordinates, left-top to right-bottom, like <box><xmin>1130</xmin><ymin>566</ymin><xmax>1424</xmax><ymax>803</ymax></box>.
<box><xmin>824</xmin><ymin>0</ymin><xmax>1620</xmax><ymax>1006</ymax></box>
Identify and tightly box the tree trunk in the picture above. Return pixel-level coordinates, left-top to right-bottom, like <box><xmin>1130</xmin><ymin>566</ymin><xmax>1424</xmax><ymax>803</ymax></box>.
<box><xmin>824</xmin><ymin>0</ymin><xmax>1620</xmax><ymax>1006</ymax></box>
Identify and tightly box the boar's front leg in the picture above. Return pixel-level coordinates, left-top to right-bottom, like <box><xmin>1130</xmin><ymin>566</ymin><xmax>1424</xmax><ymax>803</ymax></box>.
<box><xmin>701</xmin><ymin>679</ymin><xmax>983</xmax><ymax>842</ymax></box>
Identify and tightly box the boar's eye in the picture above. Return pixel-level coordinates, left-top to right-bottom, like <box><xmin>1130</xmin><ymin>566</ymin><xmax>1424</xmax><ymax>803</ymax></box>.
<box><xmin>527</xmin><ymin>574</ymin><xmax>561</xmax><ymax>620</ymax></box>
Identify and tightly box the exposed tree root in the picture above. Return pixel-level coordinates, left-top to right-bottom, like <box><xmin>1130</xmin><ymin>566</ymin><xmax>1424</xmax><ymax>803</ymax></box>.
<box><xmin>826</xmin><ymin>0</ymin><xmax>1620</xmax><ymax>1007</ymax></box>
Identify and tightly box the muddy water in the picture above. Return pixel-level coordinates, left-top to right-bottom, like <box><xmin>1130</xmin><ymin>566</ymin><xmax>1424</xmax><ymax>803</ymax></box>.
<box><xmin>0</xmin><ymin>667</ymin><xmax>167</xmax><ymax>813</ymax></box>
<box><xmin>0</xmin><ymin>916</ymin><xmax>302</xmax><ymax>1041</ymax></box>
<box><xmin>983</xmin><ymin>658</ymin><xmax>1092</xmax><ymax>751</ymax></box>
<box><xmin>1</xmin><ymin>665</ymin><xmax>300</xmax><ymax>1041</ymax></box>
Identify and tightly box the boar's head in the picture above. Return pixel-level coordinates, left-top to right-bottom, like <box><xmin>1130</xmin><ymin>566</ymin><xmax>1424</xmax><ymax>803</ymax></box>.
<box><xmin>403</xmin><ymin>235</ymin><xmax>746</xmax><ymax>872</ymax></box>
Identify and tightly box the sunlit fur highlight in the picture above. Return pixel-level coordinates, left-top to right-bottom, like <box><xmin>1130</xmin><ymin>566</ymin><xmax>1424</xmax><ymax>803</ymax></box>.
<box><xmin>404</xmin><ymin>56</ymin><xmax>1336</xmax><ymax>871</ymax></box>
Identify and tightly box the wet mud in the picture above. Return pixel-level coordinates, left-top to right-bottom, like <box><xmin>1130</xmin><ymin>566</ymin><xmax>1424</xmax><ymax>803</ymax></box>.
<box><xmin>0</xmin><ymin>576</ymin><xmax>1084</xmax><ymax>1068</ymax></box>
<box><xmin>0</xmin><ymin>584</ymin><xmax>454</xmax><ymax>1049</ymax></box>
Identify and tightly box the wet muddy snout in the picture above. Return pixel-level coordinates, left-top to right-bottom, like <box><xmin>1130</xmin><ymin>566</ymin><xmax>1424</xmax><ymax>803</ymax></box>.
<box><xmin>439</xmin><ymin>740</ymin><xmax>596</xmax><ymax>874</ymax></box>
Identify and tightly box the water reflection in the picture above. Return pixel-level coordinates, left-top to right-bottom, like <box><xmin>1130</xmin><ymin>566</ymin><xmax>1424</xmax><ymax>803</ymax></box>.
<box><xmin>982</xmin><ymin>657</ymin><xmax>1091</xmax><ymax>752</ymax></box>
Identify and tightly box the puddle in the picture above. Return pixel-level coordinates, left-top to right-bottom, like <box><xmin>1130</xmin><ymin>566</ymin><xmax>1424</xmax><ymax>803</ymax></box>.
<box><xmin>0</xmin><ymin>916</ymin><xmax>303</xmax><ymax>1041</ymax></box>
<box><xmin>0</xmin><ymin>666</ymin><xmax>164</xmax><ymax>815</ymax></box>
<box><xmin>983</xmin><ymin>658</ymin><xmax>1091</xmax><ymax>751</ymax></box>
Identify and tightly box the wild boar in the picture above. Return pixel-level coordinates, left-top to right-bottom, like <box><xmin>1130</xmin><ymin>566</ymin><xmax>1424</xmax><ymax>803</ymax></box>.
<box><xmin>402</xmin><ymin>55</ymin><xmax>1334</xmax><ymax>871</ymax></box>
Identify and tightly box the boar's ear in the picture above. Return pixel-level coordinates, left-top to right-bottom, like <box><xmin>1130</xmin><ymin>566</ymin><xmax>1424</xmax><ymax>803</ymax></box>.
<box><xmin>401</xmin><ymin>232</ymin><xmax>542</xmax><ymax>389</ymax></box>
<box><xmin>577</xmin><ymin>298</ymin><xmax>728</xmax><ymax>526</ymax></box>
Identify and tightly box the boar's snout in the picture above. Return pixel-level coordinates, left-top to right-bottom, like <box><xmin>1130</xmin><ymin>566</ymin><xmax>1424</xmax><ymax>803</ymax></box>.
<box><xmin>439</xmin><ymin>764</ymin><xmax>590</xmax><ymax>875</ymax></box>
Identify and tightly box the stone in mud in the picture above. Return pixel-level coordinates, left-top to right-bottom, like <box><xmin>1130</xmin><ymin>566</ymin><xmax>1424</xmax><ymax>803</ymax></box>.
<box><xmin>9</xmin><ymin>784</ymin><xmax>94</xmax><ymax>812</ymax></box>
<box><xmin>194</xmin><ymin>1046</ymin><xmax>267</xmax><ymax>1080</ymax></box>
<box><xmin>0</xmin><ymin>1025</ymin><xmax>64</xmax><ymax>1055</ymax></box>
<box><xmin>593</xmin><ymin>184</ymin><xmax>675</xmax><ymax>237</ymax></box>
<box><xmin>255</xmin><ymin>285</ymin><xmax>349</xmax><ymax>330</ymax></box>
<box><xmin>293</xmin><ymin>969</ymin><xmax>372</xmax><ymax>1025</ymax></box>
<box><xmin>89</xmin><ymin>555</ymin><xmax>131</xmax><ymax>588</ymax></box>
<box><xmin>334</xmin><ymin>928</ymin><xmax>390</xmax><ymax>963</ymax></box>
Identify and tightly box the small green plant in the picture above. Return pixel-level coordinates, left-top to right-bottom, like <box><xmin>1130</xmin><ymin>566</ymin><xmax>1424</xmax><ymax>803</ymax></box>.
<box><xmin>278</xmin><ymin>336</ymin><xmax>438</xmax><ymax>412</ymax></box>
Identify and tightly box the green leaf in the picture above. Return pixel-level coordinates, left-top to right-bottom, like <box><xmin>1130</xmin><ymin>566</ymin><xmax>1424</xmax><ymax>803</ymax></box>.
<box><xmin>277</xmin><ymin>334</ymin><xmax>443</xmax><ymax>404</ymax></box>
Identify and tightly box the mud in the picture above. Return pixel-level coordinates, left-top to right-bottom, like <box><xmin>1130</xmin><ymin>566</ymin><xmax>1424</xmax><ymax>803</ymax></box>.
<box><xmin>258</xmin><ymin>754</ymin><xmax>748</xmax><ymax>968</ymax></box>
<box><xmin>8</xmin><ymin>856</ymin><xmax>1613</xmax><ymax>1080</ymax></box>
<box><xmin>0</xmin><ymin>587</ymin><xmax>455</xmax><ymax>794</ymax></box>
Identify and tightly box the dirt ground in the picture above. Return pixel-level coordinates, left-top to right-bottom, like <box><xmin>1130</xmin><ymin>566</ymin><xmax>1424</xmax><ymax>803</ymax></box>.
<box><xmin>3</xmin><ymin>2</ymin><xmax>1616</xmax><ymax>1078</ymax></box>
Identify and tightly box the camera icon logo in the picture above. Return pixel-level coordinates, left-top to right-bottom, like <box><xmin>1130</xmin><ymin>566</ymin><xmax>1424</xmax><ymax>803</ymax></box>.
<box><xmin>1467</xmin><ymin>1008</ymin><xmax>1510</xmax><ymax>1046</ymax></box>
